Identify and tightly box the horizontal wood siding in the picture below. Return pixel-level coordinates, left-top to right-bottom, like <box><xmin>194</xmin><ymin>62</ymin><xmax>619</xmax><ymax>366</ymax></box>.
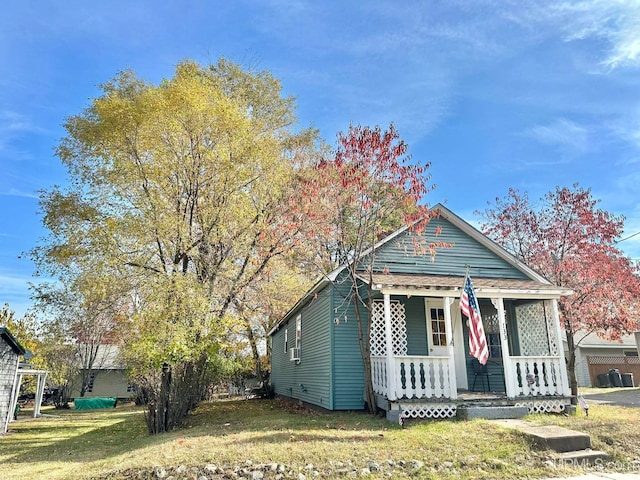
<box><xmin>0</xmin><ymin>341</ymin><xmax>18</xmax><ymax>432</ymax></box>
<box><xmin>369</xmin><ymin>217</ymin><xmax>529</xmax><ymax>279</ymax></box>
<box><xmin>270</xmin><ymin>286</ymin><xmax>332</xmax><ymax>409</ymax></box>
<box><xmin>71</xmin><ymin>371</ymin><xmax>131</xmax><ymax>399</ymax></box>
<box><xmin>398</xmin><ymin>296</ymin><xmax>428</xmax><ymax>356</ymax></box>
<box><xmin>332</xmin><ymin>275</ymin><xmax>366</xmax><ymax>410</ymax></box>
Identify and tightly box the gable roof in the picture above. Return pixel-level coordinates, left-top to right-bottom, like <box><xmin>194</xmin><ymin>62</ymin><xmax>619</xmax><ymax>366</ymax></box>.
<box><xmin>0</xmin><ymin>327</ymin><xmax>26</xmax><ymax>355</ymax></box>
<box><xmin>78</xmin><ymin>344</ymin><xmax>124</xmax><ymax>370</ymax></box>
<box><xmin>268</xmin><ymin>203</ymin><xmax>567</xmax><ymax>335</ymax></box>
<box><xmin>431</xmin><ymin>204</ymin><xmax>550</xmax><ymax>284</ymax></box>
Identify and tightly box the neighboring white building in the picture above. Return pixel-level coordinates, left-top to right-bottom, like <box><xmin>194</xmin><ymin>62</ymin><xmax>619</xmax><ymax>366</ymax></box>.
<box><xmin>70</xmin><ymin>345</ymin><xmax>133</xmax><ymax>400</ymax></box>
<box><xmin>564</xmin><ymin>331</ymin><xmax>640</xmax><ymax>387</ymax></box>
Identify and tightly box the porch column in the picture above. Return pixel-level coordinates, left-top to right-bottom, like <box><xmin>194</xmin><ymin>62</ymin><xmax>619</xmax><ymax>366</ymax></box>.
<box><xmin>34</xmin><ymin>372</ymin><xmax>48</xmax><ymax>418</ymax></box>
<box><xmin>551</xmin><ymin>299</ymin><xmax>571</xmax><ymax>396</ymax></box>
<box><xmin>443</xmin><ymin>296</ymin><xmax>457</xmax><ymax>400</ymax></box>
<box><xmin>6</xmin><ymin>359</ymin><xmax>21</xmax><ymax>432</ymax></box>
<box><xmin>492</xmin><ymin>298</ymin><xmax>515</xmax><ymax>398</ymax></box>
<box><xmin>383</xmin><ymin>293</ymin><xmax>397</xmax><ymax>401</ymax></box>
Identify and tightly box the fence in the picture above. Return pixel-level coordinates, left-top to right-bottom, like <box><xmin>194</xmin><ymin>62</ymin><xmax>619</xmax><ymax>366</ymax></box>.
<box><xmin>587</xmin><ymin>355</ymin><xmax>640</xmax><ymax>387</ymax></box>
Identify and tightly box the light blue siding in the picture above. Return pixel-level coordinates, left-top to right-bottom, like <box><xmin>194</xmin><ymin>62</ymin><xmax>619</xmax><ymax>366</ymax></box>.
<box><xmin>367</xmin><ymin>217</ymin><xmax>529</xmax><ymax>279</ymax></box>
<box><xmin>270</xmin><ymin>286</ymin><xmax>333</xmax><ymax>409</ymax></box>
<box><xmin>398</xmin><ymin>296</ymin><xmax>428</xmax><ymax>356</ymax></box>
<box><xmin>331</xmin><ymin>273</ymin><xmax>367</xmax><ymax>410</ymax></box>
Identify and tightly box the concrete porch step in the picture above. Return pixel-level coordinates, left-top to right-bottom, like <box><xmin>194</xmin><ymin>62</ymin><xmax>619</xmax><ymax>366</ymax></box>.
<box><xmin>457</xmin><ymin>405</ymin><xmax>529</xmax><ymax>420</ymax></box>
<box><xmin>493</xmin><ymin>420</ymin><xmax>609</xmax><ymax>465</ymax></box>
<box><xmin>517</xmin><ymin>424</ymin><xmax>592</xmax><ymax>452</ymax></box>
<box><xmin>554</xmin><ymin>449</ymin><xmax>610</xmax><ymax>466</ymax></box>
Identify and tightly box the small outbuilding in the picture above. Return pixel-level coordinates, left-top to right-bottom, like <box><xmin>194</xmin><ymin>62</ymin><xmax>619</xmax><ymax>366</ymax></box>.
<box><xmin>70</xmin><ymin>345</ymin><xmax>132</xmax><ymax>400</ymax></box>
<box><xmin>0</xmin><ymin>327</ymin><xmax>25</xmax><ymax>433</ymax></box>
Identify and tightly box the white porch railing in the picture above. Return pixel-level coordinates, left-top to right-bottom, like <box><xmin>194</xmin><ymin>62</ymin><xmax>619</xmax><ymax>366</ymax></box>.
<box><xmin>507</xmin><ymin>356</ymin><xmax>566</xmax><ymax>397</ymax></box>
<box><xmin>371</xmin><ymin>355</ymin><xmax>455</xmax><ymax>400</ymax></box>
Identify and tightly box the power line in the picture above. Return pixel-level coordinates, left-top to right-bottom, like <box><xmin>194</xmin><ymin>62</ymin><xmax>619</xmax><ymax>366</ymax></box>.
<box><xmin>616</xmin><ymin>230</ymin><xmax>640</xmax><ymax>244</ymax></box>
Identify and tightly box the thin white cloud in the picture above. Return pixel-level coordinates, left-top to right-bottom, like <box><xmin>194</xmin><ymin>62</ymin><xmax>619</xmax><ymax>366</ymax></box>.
<box><xmin>551</xmin><ymin>1</ymin><xmax>640</xmax><ymax>71</ymax></box>
<box><xmin>0</xmin><ymin>188</ymin><xmax>39</xmax><ymax>199</ymax></box>
<box><xmin>612</xmin><ymin>171</ymin><xmax>640</xmax><ymax>202</ymax></box>
<box><xmin>608</xmin><ymin>105</ymin><xmax>640</xmax><ymax>150</ymax></box>
<box><xmin>0</xmin><ymin>110</ymin><xmax>46</xmax><ymax>152</ymax></box>
<box><xmin>0</xmin><ymin>273</ymin><xmax>31</xmax><ymax>296</ymax></box>
<box><xmin>260</xmin><ymin>1</ymin><xmax>640</xmax><ymax>145</ymax></box>
<box><xmin>0</xmin><ymin>269</ymin><xmax>52</xmax><ymax>314</ymax></box>
<box><xmin>257</xmin><ymin>2</ymin><xmax>516</xmax><ymax>139</ymax></box>
<box><xmin>0</xmin><ymin>110</ymin><xmax>32</xmax><ymax>131</ymax></box>
<box><xmin>524</xmin><ymin>118</ymin><xmax>589</xmax><ymax>154</ymax></box>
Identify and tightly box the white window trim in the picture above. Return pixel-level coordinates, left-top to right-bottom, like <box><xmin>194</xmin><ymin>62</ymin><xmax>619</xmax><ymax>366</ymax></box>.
<box><xmin>295</xmin><ymin>314</ymin><xmax>301</xmax><ymax>350</ymax></box>
<box><xmin>284</xmin><ymin>328</ymin><xmax>288</xmax><ymax>354</ymax></box>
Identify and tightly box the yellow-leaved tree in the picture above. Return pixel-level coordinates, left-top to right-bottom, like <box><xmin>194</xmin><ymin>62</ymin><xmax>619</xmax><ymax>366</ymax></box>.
<box><xmin>33</xmin><ymin>59</ymin><xmax>319</xmax><ymax>433</ymax></box>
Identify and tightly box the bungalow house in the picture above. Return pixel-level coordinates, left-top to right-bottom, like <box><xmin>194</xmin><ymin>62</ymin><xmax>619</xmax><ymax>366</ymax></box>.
<box><xmin>1</xmin><ymin>327</ymin><xmax>25</xmax><ymax>433</ymax></box>
<box><xmin>268</xmin><ymin>205</ymin><xmax>573</xmax><ymax>421</ymax></box>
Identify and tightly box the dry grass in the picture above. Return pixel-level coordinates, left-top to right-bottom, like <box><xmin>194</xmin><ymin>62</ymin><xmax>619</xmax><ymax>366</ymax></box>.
<box><xmin>527</xmin><ymin>390</ymin><xmax>640</xmax><ymax>465</ymax></box>
<box><xmin>1</xmin><ymin>398</ymin><xmax>638</xmax><ymax>479</ymax></box>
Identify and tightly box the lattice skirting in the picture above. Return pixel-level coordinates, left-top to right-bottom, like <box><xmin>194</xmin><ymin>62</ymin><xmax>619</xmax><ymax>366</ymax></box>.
<box><xmin>398</xmin><ymin>403</ymin><xmax>457</xmax><ymax>419</ymax></box>
<box><xmin>514</xmin><ymin>399</ymin><xmax>569</xmax><ymax>414</ymax></box>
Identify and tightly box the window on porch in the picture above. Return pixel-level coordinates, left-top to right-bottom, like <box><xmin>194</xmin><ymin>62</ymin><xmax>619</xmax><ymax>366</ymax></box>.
<box><xmin>429</xmin><ymin>308</ymin><xmax>446</xmax><ymax>347</ymax></box>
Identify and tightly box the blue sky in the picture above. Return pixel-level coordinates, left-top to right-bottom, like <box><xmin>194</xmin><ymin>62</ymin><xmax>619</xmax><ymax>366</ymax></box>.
<box><xmin>2</xmin><ymin>1</ymin><xmax>640</xmax><ymax>317</ymax></box>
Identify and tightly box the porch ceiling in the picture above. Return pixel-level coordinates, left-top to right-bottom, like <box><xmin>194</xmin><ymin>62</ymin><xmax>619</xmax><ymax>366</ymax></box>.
<box><xmin>360</xmin><ymin>273</ymin><xmax>572</xmax><ymax>298</ymax></box>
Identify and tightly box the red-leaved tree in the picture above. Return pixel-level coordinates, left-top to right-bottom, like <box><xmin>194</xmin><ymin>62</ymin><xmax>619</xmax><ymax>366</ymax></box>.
<box><xmin>479</xmin><ymin>185</ymin><xmax>640</xmax><ymax>400</ymax></box>
<box><xmin>303</xmin><ymin>123</ymin><xmax>440</xmax><ymax>412</ymax></box>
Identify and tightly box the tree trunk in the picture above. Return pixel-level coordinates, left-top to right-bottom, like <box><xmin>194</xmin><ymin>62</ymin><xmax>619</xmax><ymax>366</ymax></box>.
<box><xmin>565</xmin><ymin>330</ymin><xmax>578</xmax><ymax>405</ymax></box>
<box><xmin>245</xmin><ymin>322</ymin><xmax>264</xmax><ymax>383</ymax></box>
<box><xmin>157</xmin><ymin>362</ymin><xmax>171</xmax><ymax>433</ymax></box>
<box><xmin>353</xmin><ymin>299</ymin><xmax>377</xmax><ymax>414</ymax></box>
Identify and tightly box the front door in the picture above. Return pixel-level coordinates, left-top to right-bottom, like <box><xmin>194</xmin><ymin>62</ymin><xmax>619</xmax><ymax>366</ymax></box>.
<box><xmin>450</xmin><ymin>299</ymin><xmax>469</xmax><ymax>390</ymax></box>
<box><xmin>425</xmin><ymin>298</ymin><xmax>469</xmax><ymax>389</ymax></box>
<box><xmin>425</xmin><ymin>299</ymin><xmax>448</xmax><ymax>356</ymax></box>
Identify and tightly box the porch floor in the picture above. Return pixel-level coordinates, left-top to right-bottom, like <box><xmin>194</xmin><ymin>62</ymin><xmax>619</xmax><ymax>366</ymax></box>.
<box><xmin>457</xmin><ymin>390</ymin><xmax>506</xmax><ymax>402</ymax></box>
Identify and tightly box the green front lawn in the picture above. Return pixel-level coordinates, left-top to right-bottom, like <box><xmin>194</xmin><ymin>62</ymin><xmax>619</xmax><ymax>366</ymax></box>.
<box><xmin>1</xmin><ymin>398</ymin><xmax>638</xmax><ymax>479</ymax></box>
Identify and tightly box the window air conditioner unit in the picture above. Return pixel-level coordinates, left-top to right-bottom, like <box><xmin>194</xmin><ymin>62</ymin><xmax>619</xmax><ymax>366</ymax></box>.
<box><xmin>289</xmin><ymin>347</ymin><xmax>300</xmax><ymax>362</ymax></box>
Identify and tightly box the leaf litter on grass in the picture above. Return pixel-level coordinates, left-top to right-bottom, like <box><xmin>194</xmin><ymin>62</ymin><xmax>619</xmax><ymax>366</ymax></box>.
<box><xmin>3</xmin><ymin>399</ymin><xmax>628</xmax><ymax>480</ymax></box>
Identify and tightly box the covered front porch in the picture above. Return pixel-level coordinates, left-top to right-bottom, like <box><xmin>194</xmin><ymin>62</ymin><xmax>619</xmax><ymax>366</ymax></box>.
<box><xmin>366</xmin><ymin>274</ymin><xmax>572</xmax><ymax>420</ymax></box>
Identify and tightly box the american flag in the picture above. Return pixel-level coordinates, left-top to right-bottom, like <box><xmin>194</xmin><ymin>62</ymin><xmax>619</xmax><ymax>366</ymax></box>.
<box><xmin>459</xmin><ymin>275</ymin><xmax>489</xmax><ymax>365</ymax></box>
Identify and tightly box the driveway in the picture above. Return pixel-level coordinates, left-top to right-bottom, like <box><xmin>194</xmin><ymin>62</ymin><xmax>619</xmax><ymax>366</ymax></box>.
<box><xmin>581</xmin><ymin>387</ymin><xmax>640</xmax><ymax>407</ymax></box>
